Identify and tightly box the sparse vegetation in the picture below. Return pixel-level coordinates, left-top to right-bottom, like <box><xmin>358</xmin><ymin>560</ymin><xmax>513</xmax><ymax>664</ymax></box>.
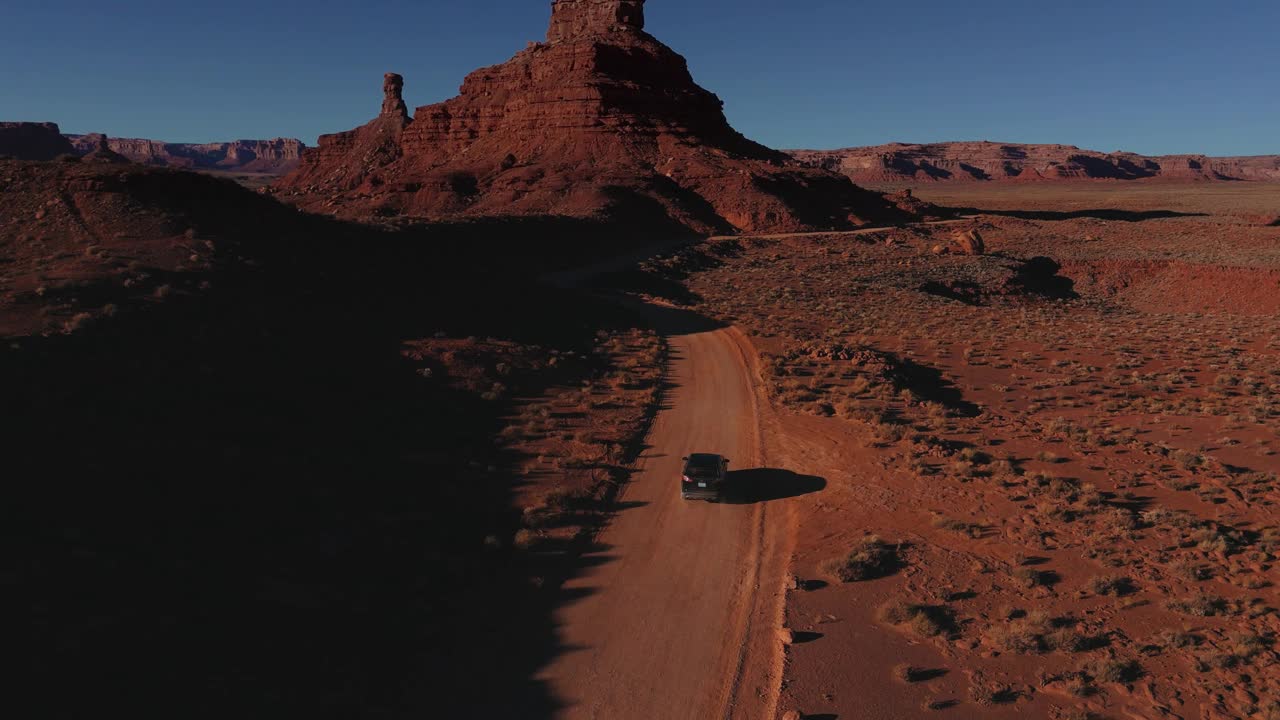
<box><xmin>635</xmin><ymin>181</ymin><xmax>1280</xmax><ymax>720</ymax></box>
<box><xmin>879</xmin><ymin>601</ymin><xmax>958</xmax><ymax>638</ymax></box>
<box><xmin>822</xmin><ymin>536</ymin><xmax>902</xmax><ymax>582</ymax></box>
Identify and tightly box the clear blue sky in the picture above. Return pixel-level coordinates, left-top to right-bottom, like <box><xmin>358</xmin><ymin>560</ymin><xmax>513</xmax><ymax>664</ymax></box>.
<box><xmin>3</xmin><ymin>0</ymin><xmax>1277</xmax><ymax>155</ymax></box>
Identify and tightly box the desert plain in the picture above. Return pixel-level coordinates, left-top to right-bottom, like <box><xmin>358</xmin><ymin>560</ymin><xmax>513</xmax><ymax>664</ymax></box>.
<box><xmin>5</xmin><ymin>2</ymin><xmax>1279</xmax><ymax>720</ymax></box>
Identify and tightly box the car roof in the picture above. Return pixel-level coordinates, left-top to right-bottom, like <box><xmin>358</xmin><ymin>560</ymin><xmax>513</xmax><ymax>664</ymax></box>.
<box><xmin>686</xmin><ymin>453</ymin><xmax>723</xmax><ymax>466</ymax></box>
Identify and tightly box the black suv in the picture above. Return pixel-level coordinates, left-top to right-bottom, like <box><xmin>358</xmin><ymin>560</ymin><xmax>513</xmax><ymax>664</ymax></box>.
<box><xmin>680</xmin><ymin>453</ymin><xmax>728</xmax><ymax>501</ymax></box>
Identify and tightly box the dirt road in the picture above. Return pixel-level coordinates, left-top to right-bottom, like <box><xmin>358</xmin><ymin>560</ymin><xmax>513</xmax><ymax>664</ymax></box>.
<box><xmin>537</xmin><ymin>308</ymin><xmax>788</xmax><ymax>720</ymax></box>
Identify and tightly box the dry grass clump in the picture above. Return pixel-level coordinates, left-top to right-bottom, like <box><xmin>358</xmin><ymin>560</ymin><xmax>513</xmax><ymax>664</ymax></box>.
<box><xmin>967</xmin><ymin>680</ymin><xmax>1020</xmax><ymax>706</ymax></box>
<box><xmin>1154</xmin><ymin>629</ymin><xmax>1203</xmax><ymax>649</ymax></box>
<box><xmin>1083</xmin><ymin>657</ymin><xmax>1143</xmax><ymax>684</ymax></box>
<box><xmin>821</xmin><ymin>535</ymin><xmax>901</xmax><ymax>582</ymax></box>
<box><xmin>522</xmin><ymin>487</ymin><xmax>595</xmax><ymax>528</ymax></box>
<box><xmin>879</xmin><ymin>600</ymin><xmax>958</xmax><ymax>638</ymax></box>
<box><xmin>987</xmin><ymin>612</ymin><xmax>1102</xmax><ymax>655</ymax></box>
<box><xmin>930</xmin><ymin>514</ymin><xmax>980</xmax><ymax>537</ymax></box>
<box><xmin>1140</xmin><ymin>506</ymin><xmax>1200</xmax><ymax>529</ymax></box>
<box><xmin>1013</xmin><ymin>567</ymin><xmax>1057</xmax><ymax>588</ymax></box>
<box><xmin>1087</xmin><ymin>575</ymin><xmax>1137</xmax><ymax>597</ymax></box>
<box><xmin>1167</xmin><ymin>594</ymin><xmax>1236</xmax><ymax>617</ymax></box>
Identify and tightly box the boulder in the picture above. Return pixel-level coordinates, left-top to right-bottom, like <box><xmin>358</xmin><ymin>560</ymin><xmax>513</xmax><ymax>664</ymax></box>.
<box><xmin>953</xmin><ymin>229</ymin><xmax>985</xmax><ymax>256</ymax></box>
<box><xmin>777</xmin><ymin>627</ymin><xmax>795</xmax><ymax>645</ymax></box>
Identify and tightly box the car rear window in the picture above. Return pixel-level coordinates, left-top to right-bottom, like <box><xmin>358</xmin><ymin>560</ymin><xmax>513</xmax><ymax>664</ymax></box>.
<box><xmin>686</xmin><ymin>455</ymin><xmax>720</xmax><ymax>473</ymax></box>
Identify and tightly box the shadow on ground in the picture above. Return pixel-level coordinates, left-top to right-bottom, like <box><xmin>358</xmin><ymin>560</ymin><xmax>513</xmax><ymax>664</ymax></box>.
<box><xmin>721</xmin><ymin>468</ymin><xmax>827</xmax><ymax>504</ymax></box>
<box><xmin>6</xmin><ymin>206</ymin><xmax>685</xmax><ymax>720</ymax></box>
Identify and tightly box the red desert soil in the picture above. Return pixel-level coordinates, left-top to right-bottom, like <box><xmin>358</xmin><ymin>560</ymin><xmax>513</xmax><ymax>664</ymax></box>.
<box><xmin>4</xmin><ymin>147</ymin><xmax>706</xmax><ymax>718</ymax></box>
<box><xmin>536</xmin><ymin>312</ymin><xmax>795</xmax><ymax>720</ymax></box>
<box><xmin>0</xmin><ymin>156</ymin><xmax>295</xmax><ymax>336</ymax></box>
<box><xmin>792</xmin><ymin>141</ymin><xmax>1280</xmax><ymax>185</ymax></box>
<box><xmin>602</xmin><ymin>181</ymin><xmax>1280</xmax><ymax>720</ymax></box>
<box><xmin>274</xmin><ymin>0</ymin><xmax>921</xmax><ymax>234</ymax></box>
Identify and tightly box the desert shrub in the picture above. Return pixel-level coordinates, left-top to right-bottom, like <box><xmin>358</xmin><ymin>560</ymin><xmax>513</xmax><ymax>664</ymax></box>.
<box><xmin>1088</xmin><ymin>575</ymin><xmax>1137</xmax><ymax>597</ymax></box>
<box><xmin>1192</xmin><ymin>526</ymin><xmax>1247</xmax><ymax>555</ymax></box>
<box><xmin>1013</xmin><ymin>568</ymin><xmax>1056</xmax><ymax>588</ymax></box>
<box><xmin>1085</xmin><ymin>658</ymin><xmax>1143</xmax><ymax>684</ymax></box>
<box><xmin>1173</xmin><ymin>561</ymin><xmax>1215</xmax><ymax>582</ymax></box>
<box><xmin>1101</xmin><ymin>508</ymin><xmax>1139</xmax><ymax>533</ymax></box>
<box><xmin>988</xmin><ymin>613</ymin><xmax>1101</xmax><ymax>655</ymax></box>
<box><xmin>1227</xmin><ymin>632</ymin><xmax>1272</xmax><ymax>662</ymax></box>
<box><xmin>1168</xmin><ymin>594</ymin><xmax>1234</xmax><ymax>617</ymax></box>
<box><xmin>1155</xmin><ymin>629</ymin><xmax>1203</xmax><ymax>649</ymax></box>
<box><xmin>822</xmin><ymin>536</ymin><xmax>901</xmax><ymax>582</ymax></box>
<box><xmin>968</xmin><ymin>682</ymin><xmax>1020</xmax><ymax>706</ymax></box>
<box><xmin>931</xmin><ymin>515</ymin><xmax>977</xmax><ymax>535</ymax></box>
<box><xmin>879</xmin><ymin>601</ymin><xmax>957</xmax><ymax>638</ymax></box>
<box><xmin>1141</xmin><ymin>507</ymin><xmax>1200</xmax><ymax>530</ymax></box>
<box><xmin>513</xmin><ymin>528</ymin><xmax>539</xmax><ymax>550</ymax></box>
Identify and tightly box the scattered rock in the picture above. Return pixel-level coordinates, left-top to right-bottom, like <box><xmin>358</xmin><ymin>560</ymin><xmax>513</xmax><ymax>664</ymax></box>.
<box><xmin>952</xmin><ymin>229</ymin><xmax>985</xmax><ymax>256</ymax></box>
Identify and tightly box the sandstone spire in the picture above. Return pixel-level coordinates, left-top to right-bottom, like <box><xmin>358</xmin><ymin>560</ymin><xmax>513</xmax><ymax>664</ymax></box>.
<box><xmin>381</xmin><ymin>73</ymin><xmax>409</xmax><ymax>121</ymax></box>
<box><xmin>279</xmin><ymin>0</ymin><xmax>913</xmax><ymax>234</ymax></box>
<box><xmin>547</xmin><ymin>0</ymin><xmax>645</xmax><ymax>42</ymax></box>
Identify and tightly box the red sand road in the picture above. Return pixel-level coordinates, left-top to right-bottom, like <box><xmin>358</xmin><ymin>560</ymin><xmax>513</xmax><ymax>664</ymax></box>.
<box><xmin>538</xmin><ymin>312</ymin><xmax>780</xmax><ymax>720</ymax></box>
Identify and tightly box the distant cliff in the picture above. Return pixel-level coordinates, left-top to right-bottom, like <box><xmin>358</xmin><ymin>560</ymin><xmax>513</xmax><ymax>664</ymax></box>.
<box><xmin>0</xmin><ymin>122</ymin><xmax>76</xmax><ymax>160</ymax></box>
<box><xmin>789</xmin><ymin>142</ymin><xmax>1280</xmax><ymax>184</ymax></box>
<box><xmin>65</xmin><ymin>134</ymin><xmax>306</xmax><ymax>174</ymax></box>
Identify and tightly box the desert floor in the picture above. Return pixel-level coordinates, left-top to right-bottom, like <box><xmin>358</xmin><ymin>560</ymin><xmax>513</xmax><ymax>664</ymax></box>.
<box><xmin>590</xmin><ymin>182</ymin><xmax>1280</xmax><ymax>720</ymax></box>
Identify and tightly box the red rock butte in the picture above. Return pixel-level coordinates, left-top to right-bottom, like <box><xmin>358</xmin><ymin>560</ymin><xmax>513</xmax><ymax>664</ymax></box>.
<box><xmin>64</xmin><ymin>134</ymin><xmax>306</xmax><ymax>173</ymax></box>
<box><xmin>276</xmin><ymin>0</ymin><xmax>911</xmax><ymax>234</ymax></box>
<box><xmin>790</xmin><ymin>141</ymin><xmax>1280</xmax><ymax>184</ymax></box>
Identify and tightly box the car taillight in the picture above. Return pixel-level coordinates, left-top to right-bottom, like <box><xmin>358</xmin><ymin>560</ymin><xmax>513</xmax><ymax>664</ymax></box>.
<box><xmin>682</xmin><ymin>475</ymin><xmax>693</xmax><ymax>483</ymax></box>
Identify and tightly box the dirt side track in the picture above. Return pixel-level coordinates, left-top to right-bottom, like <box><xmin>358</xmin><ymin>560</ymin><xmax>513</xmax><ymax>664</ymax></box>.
<box><xmin>538</xmin><ymin>307</ymin><xmax>795</xmax><ymax>720</ymax></box>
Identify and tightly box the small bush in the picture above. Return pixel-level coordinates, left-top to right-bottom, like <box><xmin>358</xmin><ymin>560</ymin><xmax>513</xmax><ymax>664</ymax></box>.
<box><xmin>988</xmin><ymin>613</ymin><xmax>1100</xmax><ymax>654</ymax></box>
<box><xmin>1085</xmin><ymin>658</ymin><xmax>1143</xmax><ymax>684</ymax></box>
<box><xmin>822</xmin><ymin>536</ymin><xmax>901</xmax><ymax>582</ymax></box>
<box><xmin>1013</xmin><ymin>568</ymin><xmax>1056</xmax><ymax>588</ymax></box>
<box><xmin>879</xmin><ymin>601</ymin><xmax>957</xmax><ymax>638</ymax></box>
<box><xmin>1088</xmin><ymin>575</ymin><xmax>1137</xmax><ymax>597</ymax></box>
<box><xmin>1167</xmin><ymin>594</ymin><xmax>1233</xmax><ymax>617</ymax></box>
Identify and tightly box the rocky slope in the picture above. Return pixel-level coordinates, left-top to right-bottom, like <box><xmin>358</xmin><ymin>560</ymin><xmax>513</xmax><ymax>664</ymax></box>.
<box><xmin>276</xmin><ymin>0</ymin><xmax>915</xmax><ymax>234</ymax></box>
<box><xmin>65</xmin><ymin>134</ymin><xmax>305</xmax><ymax>173</ymax></box>
<box><xmin>0</xmin><ymin>122</ymin><xmax>76</xmax><ymax>160</ymax></box>
<box><xmin>792</xmin><ymin>141</ymin><xmax>1280</xmax><ymax>184</ymax></box>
